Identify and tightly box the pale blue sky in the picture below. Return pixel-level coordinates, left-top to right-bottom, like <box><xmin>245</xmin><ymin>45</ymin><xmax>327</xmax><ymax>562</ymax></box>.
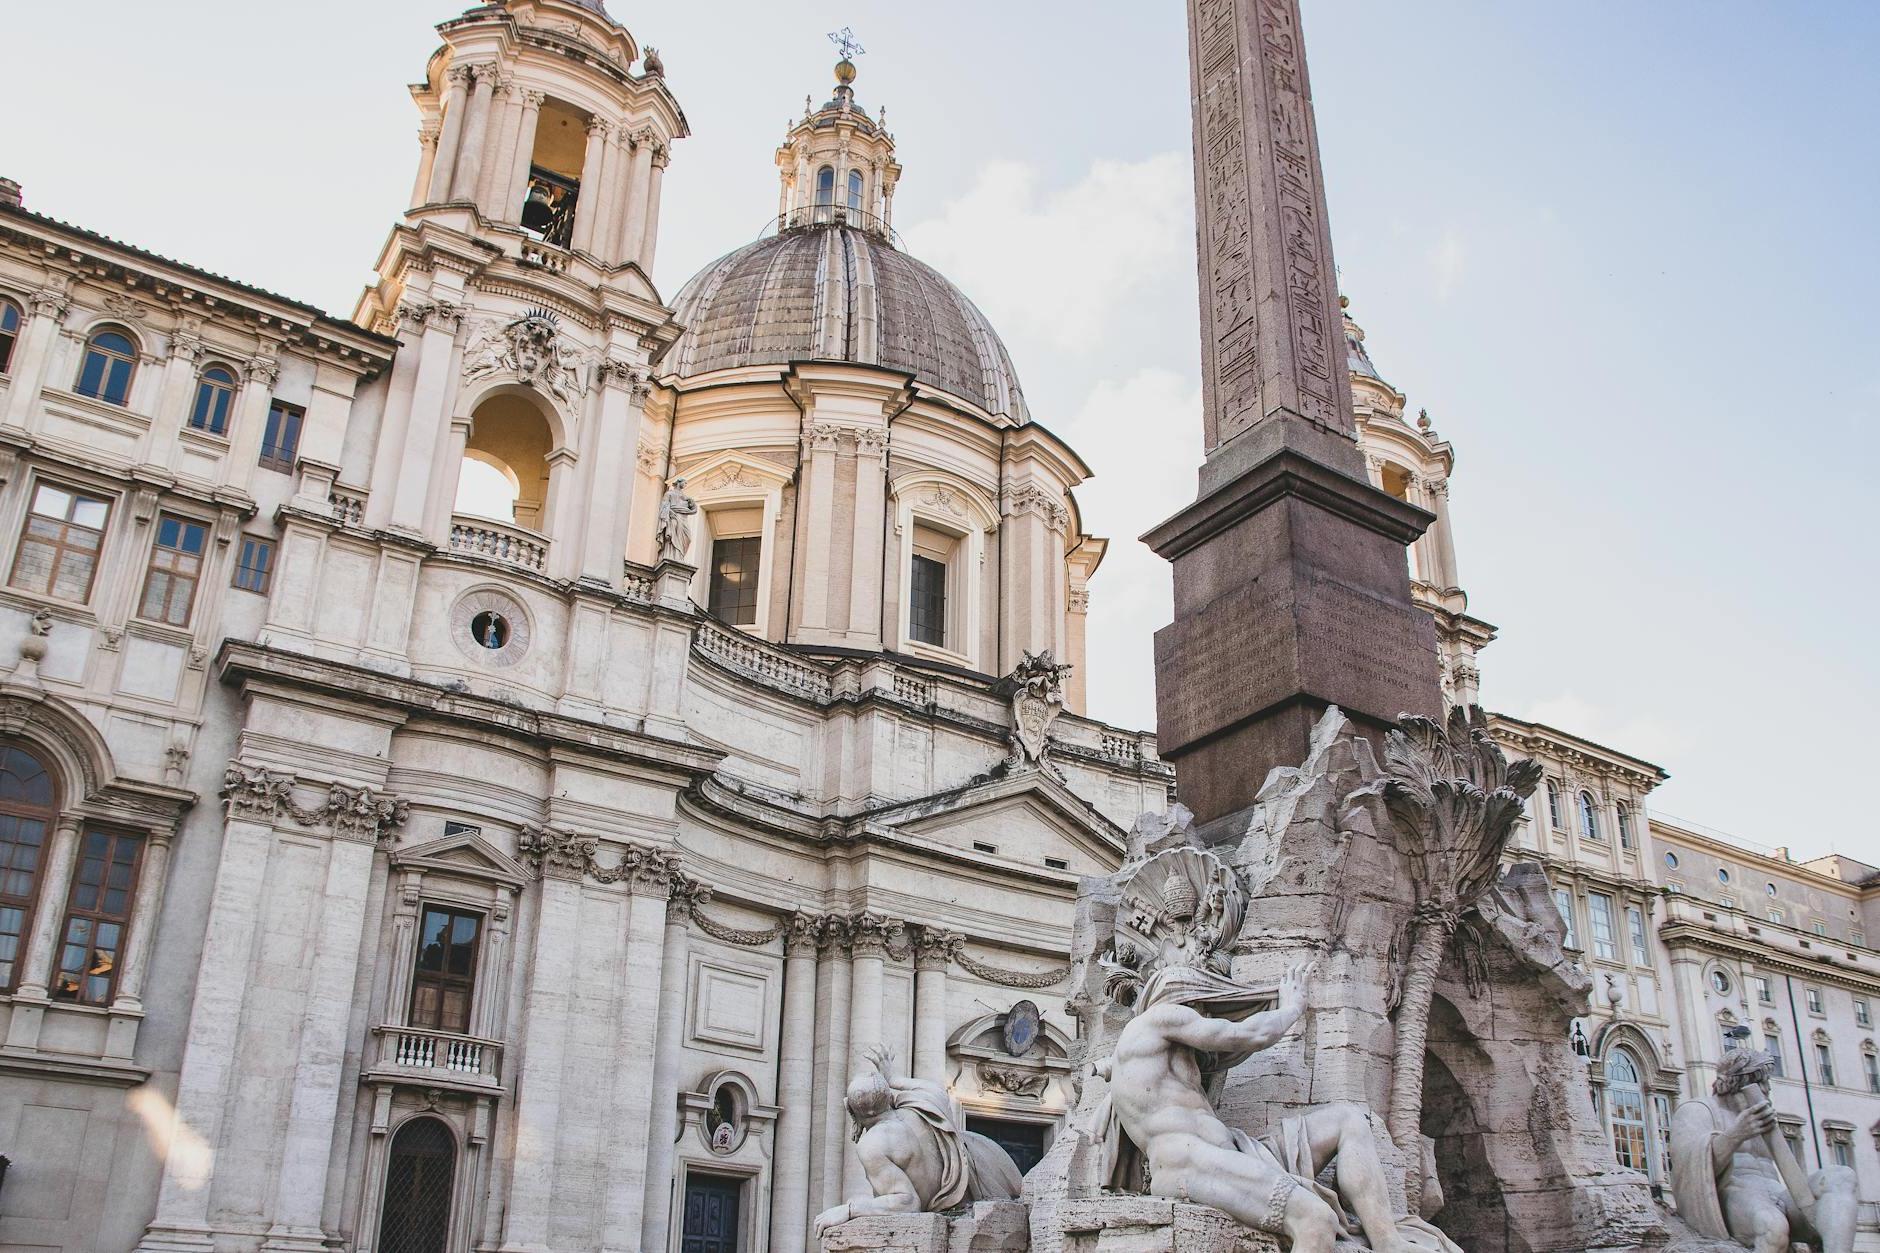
<box><xmin>3</xmin><ymin>3</ymin><xmax>1875</xmax><ymax>859</ymax></box>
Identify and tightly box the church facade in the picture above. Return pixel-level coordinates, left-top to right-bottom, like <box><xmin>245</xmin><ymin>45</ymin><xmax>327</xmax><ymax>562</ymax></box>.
<box><xmin>0</xmin><ymin>3</ymin><xmax>1171</xmax><ymax>1252</ymax></box>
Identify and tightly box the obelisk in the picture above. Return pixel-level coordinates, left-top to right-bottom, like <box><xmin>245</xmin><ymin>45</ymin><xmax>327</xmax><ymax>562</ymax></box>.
<box><xmin>1145</xmin><ymin>0</ymin><xmax>1444</xmax><ymax>823</ymax></box>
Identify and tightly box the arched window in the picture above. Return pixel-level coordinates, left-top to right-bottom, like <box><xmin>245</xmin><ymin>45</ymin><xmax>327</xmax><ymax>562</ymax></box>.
<box><xmin>1605</xmin><ymin>1048</ymin><xmax>1648</xmax><ymax>1171</ymax></box>
<box><xmin>1579</xmin><ymin>791</ymin><xmax>1600</xmax><ymax>840</ymax></box>
<box><xmin>189</xmin><ymin>366</ymin><xmax>238</xmax><ymax>435</ymax></box>
<box><xmin>814</xmin><ymin>165</ymin><xmax>836</xmax><ymax>207</ymax></box>
<box><xmin>378</xmin><ymin>1117</ymin><xmax>456</xmax><ymax>1253</ymax></box>
<box><xmin>847</xmin><ymin>168</ymin><xmax>865</xmax><ymax>212</ymax></box>
<box><xmin>1616</xmin><ymin>802</ymin><xmax>1634</xmax><ymax>849</ymax></box>
<box><xmin>76</xmin><ymin>329</ymin><xmax>137</xmax><ymax>406</ymax></box>
<box><xmin>1545</xmin><ymin>780</ymin><xmax>1563</xmax><ymax>830</ymax></box>
<box><xmin>0</xmin><ymin>298</ymin><xmax>21</xmax><ymax>374</ymax></box>
<box><xmin>0</xmin><ymin>744</ymin><xmax>57</xmax><ymax>992</ymax></box>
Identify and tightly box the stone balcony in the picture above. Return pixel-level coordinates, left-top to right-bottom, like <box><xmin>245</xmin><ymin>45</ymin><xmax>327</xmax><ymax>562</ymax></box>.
<box><xmin>362</xmin><ymin>1024</ymin><xmax>504</xmax><ymax>1096</ymax></box>
<box><xmin>448</xmin><ymin>514</ymin><xmax>548</xmax><ymax>574</ymax></box>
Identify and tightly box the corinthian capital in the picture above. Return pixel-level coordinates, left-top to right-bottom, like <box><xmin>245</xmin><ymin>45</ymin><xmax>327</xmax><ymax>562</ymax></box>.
<box><xmin>27</xmin><ymin>288</ymin><xmax>70</xmax><ymax>320</ymax></box>
<box><xmin>913</xmin><ymin>926</ymin><xmax>963</xmax><ymax>971</ymax></box>
<box><xmin>848</xmin><ymin>911</ymin><xmax>904</xmax><ymax>959</ymax></box>
<box><xmin>243</xmin><ymin>355</ymin><xmax>280</xmax><ymax>387</ymax></box>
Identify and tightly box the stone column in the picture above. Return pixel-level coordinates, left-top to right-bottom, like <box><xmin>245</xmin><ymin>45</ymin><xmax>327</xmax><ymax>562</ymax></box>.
<box><xmin>843</xmin><ymin>913</ymin><xmax>898</xmax><ymax>1197</ymax></box>
<box><xmin>140</xmin><ymin>329</ymin><xmax>202</xmax><ymax>470</ymax></box>
<box><xmin>1425</xmin><ymin>477</ymin><xmax>1462</xmax><ymax>590</ymax></box>
<box><xmin>639</xmin><ymin>145</ymin><xmax>668</xmax><ymax>276</ymax></box>
<box><xmin>5</xmin><ymin>814</ymin><xmax>81</xmax><ymax>1013</ymax></box>
<box><xmin>499</xmin><ymin>867</ymin><xmax>584</xmax><ymax>1253</ymax></box>
<box><xmin>476</xmin><ymin>77</ymin><xmax>518</xmax><ymax>217</ymax></box>
<box><xmin>363</xmin><ymin>304</ymin><xmax>427</xmax><ymax>528</ymax></box>
<box><xmin>260</xmin><ymin>832</ymin><xmax>381</xmax><ymax>1253</ymax></box>
<box><xmin>506</xmin><ymin>91</ymin><xmax>545</xmax><ymax>223</ymax></box>
<box><xmin>219</xmin><ymin>354</ymin><xmax>280</xmax><ymax>486</ymax></box>
<box><xmin>425</xmin><ymin>414</ymin><xmax>473</xmax><ymax>540</ymax></box>
<box><xmin>570</xmin><ymin>116</ymin><xmax>611</xmax><ymax>255</ymax></box>
<box><xmin>134</xmin><ymin>813</ymin><xmax>279</xmax><ymax>1253</ymax></box>
<box><xmin>811</xmin><ymin>919</ymin><xmax>853</xmax><ymax>1211</ymax></box>
<box><xmin>606</xmin><ymin>126</ymin><xmax>639</xmax><ymax>265</ymax></box>
<box><xmin>1146</xmin><ymin>0</ymin><xmax>1442</xmax><ymax>820</ymax></box>
<box><xmin>770</xmin><ymin>914</ymin><xmax>822</xmax><ymax>1253</ymax></box>
<box><xmin>846</xmin><ymin>427</ymin><xmax>888</xmax><ymax>644</ymax></box>
<box><xmin>634</xmin><ymin>873</ymin><xmax>698</xmax><ymax>1253</ymax></box>
<box><xmin>582</xmin><ymin>363</ymin><xmax>645</xmax><ymax>583</ymax></box>
<box><xmin>409</xmin><ymin>124</ymin><xmax>441</xmax><ymax>210</ymax></box>
<box><xmin>794</xmin><ymin>424</ymin><xmax>842</xmax><ymax>638</ymax></box>
<box><xmin>426</xmin><ymin>64</ymin><xmax>474</xmax><ymax>205</ymax></box>
<box><xmin>387</xmin><ymin>303</ymin><xmax>463</xmax><ymax>535</ymax></box>
<box><xmin>587</xmin><ymin>124</ymin><xmax>624</xmax><ymax>269</ymax></box>
<box><xmin>911</xmin><ymin>928</ymin><xmax>958</xmax><ymax>1085</ymax></box>
<box><xmin>449</xmin><ymin>65</ymin><xmax>497</xmax><ymax>204</ymax></box>
<box><xmin>1065</xmin><ymin>586</ymin><xmax>1092</xmax><ymax>713</ymax></box>
<box><xmin>616</xmin><ymin>131</ymin><xmax>654</xmax><ymax>267</ymax></box>
<box><xmin>1</xmin><ymin>288</ymin><xmax>69</xmax><ymax>430</ymax></box>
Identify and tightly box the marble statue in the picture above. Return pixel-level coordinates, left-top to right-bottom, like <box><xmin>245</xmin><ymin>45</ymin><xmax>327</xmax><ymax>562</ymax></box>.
<box><xmin>813</xmin><ymin>1047</ymin><xmax>1023</xmax><ymax>1237</ymax></box>
<box><xmin>1669</xmin><ymin>1049</ymin><xmax>1857</xmax><ymax>1253</ymax></box>
<box><xmin>1089</xmin><ymin>960</ymin><xmax>1458</xmax><ymax>1253</ymax></box>
<box><xmin>655</xmin><ymin>477</ymin><xmax>697</xmax><ymax>565</ymax></box>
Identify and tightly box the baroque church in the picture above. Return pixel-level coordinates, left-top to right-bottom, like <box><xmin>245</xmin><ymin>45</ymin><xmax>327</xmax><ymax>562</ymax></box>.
<box><xmin>3</xmin><ymin>1</ymin><xmax>1878</xmax><ymax>1252</ymax></box>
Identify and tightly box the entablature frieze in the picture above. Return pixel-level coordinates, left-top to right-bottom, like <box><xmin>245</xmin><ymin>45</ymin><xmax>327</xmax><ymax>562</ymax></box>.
<box><xmin>1659</xmin><ymin>923</ymin><xmax>1880</xmax><ymax>996</ymax></box>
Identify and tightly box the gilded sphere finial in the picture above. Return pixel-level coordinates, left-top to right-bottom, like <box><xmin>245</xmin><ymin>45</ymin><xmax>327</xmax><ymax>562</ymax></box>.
<box><xmin>834</xmin><ymin>57</ymin><xmax>857</xmax><ymax>86</ymax></box>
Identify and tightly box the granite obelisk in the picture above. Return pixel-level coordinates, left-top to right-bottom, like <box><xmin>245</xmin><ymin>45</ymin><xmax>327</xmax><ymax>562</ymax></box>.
<box><xmin>1145</xmin><ymin>0</ymin><xmax>1443</xmax><ymax>823</ymax></box>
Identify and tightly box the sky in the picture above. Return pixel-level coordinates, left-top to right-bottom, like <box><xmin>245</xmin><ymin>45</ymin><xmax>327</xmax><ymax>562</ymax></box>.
<box><xmin>3</xmin><ymin>2</ymin><xmax>1876</xmax><ymax>862</ymax></box>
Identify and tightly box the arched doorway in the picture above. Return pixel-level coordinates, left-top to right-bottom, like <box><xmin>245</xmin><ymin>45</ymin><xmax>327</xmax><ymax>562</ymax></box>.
<box><xmin>377</xmin><ymin>1116</ymin><xmax>456</xmax><ymax>1253</ymax></box>
<box><xmin>455</xmin><ymin>393</ymin><xmax>554</xmax><ymax>531</ymax></box>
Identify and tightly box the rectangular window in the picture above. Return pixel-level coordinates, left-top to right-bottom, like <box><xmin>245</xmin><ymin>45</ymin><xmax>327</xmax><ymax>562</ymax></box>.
<box><xmin>9</xmin><ymin>482</ymin><xmax>111</xmax><ymax>602</ymax></box>
<box><xmin>1815</xmin><ymin>1043</ymin><xmax>1835</xmax><ymax>1087</ymax></box>
<box><xmin>1865</xmin><ymin>1052</ymin><xmax>1879</xmax><ymax>1094</ymax></box>
<box><xmin>1588</xmin><ymin>892</ymin><xmax>1618</xmax><ymax>961</ymax></box>
<box><xmin>409</xmin><ymin>905</ymin><xmax>482</xmax><ymax>1034</ymax></box>
<box><xmin>50</xmin><ymin>828</ymin><xmax>144</xmax><ymax>1006</ymax></box>
<box><xmin>1764</xmin><ymin>1035</ymin><xmax>1784</xmax><ymax>1077</ymax></box>
<box><xmin>1854</xmin><ymin>930</ymin><xmax>1866</xmax><ymax>948</ymax></box>
<box><xmin>1755</xmin><ymin>976</ymin><xmax>1773</xmax><ymax>1004</ymax></box>
<box><xmin>1828</xmin><ymin>1132</ymin><xmax>1853</xmax><ymax>1169</ymax></box>
<box><xmin>1652</xmin><ymin>1093</ymin><xmax>1674</xmax><ymax>1180</ymax></box>
<box><xmin>1627</xmin><ymin>906</ymin><xmax>1648</xmax><ymax>965</ymax></box>
<box><xmin>258</xmin><ymin>399</ymin><xmax>303</xmax><ymax>472</ymax></box>
<box><xmin>1813</xmin><ymin>921</ymin><xmax>1827</xmax><ymax>937</ymax></box>
<box><xmin>0</xmin><ymin>808</ymin><xmax>50</xmax><ymax>992</ymax></box>
<box><xmin>232</xmin><ymin>535</ymin><xmax>275</xmax><ymax>595</ymax></box>
<box><xmin>1856</xmin><ymin>999</ymin><xmax>1871</xmax><ymax>1028</ymax></box>
<box><xmin>1806</xmin><ymin>987</ymin><xmax>1824</xmax><ymax>1015</ymax></box>
<box><xmin>1553</xmin><ymin>889</ymin><xmax>1579</xmax><ymax>950</ymax></box>
<box><xmin>707</xmin><ymin>536</ymin><xmax>762</xmax><ymax>627</ymax></box>
<box><xmin>139</xmin><ymin>513</ymin><xmax>209</xmax><ymax>626</ymax></box>
<box><xmin>910</xmin><ymin>553</ymin><xmax>948</xmax><ymax>647</ymax></box>
<box><xmin>1767</xmin><ymin>909</ymin><xmax>1784</xmax><ymax>924</ymax></box>
<box><xmin>1782</xmin><ymin>1129</ymin><xmax>1806</xmax><ymax>1167</ymax></box>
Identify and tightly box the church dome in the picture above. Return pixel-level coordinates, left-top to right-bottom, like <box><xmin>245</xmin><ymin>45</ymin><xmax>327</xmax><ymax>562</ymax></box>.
<box><xmin>665</xmin><ymin>221</ymin><xmax>1030</xmax><ymax>423</ymax></box>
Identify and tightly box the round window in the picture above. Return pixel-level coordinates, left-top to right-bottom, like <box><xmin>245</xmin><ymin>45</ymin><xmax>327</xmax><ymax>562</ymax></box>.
<box><xmin>1766</xmin><ymin>883</ymin><xmax>1777</xmax><ymax>897</ymax></box>
<box><xmin>1718</xmin><ymin>868</ymin><xmax>1731</xmax><ymax>884</ymax></box>
<box><xmin>1665</xmin><ymin>852</ymin><xmax>1680</xmax><ymax>869</ymax></box>
<box><xmin>470</xmin><ymin>610</ymin><xmax>510</xmax><ymax>650</ymax></box>
<box><xmin>1711</xmin><ymin>970</ymin><xmax>1732</xmax><ymax>995</ymax></box>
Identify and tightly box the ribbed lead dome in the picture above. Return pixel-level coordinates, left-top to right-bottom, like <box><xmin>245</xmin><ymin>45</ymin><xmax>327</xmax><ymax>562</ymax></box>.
<box><xmin>665</xmin><ymin>223</ymin><xmax>1028</xmax><ymax>423</ymax></box>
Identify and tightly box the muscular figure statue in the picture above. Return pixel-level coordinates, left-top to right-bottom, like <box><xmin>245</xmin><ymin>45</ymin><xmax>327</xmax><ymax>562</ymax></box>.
<box><xmin>1670</xmin><ymin>1050</ymin><xmax>1856</xmax><ymax>1253</ymax></box>
<box><xmin>813</xmin><ymin>1048</ymin><xmax>1022</xmax><ymax>1237</ymax></box>
<box><xmin>1093</xmin><ymin>962</ymin><xmax>1456</xmax><ymax>1253</ymax></box>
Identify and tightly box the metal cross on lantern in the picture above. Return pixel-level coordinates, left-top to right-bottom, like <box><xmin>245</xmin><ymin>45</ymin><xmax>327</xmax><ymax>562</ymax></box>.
<box><xmin>827</xmin><ymin>27</ymin><xmax>865</xmax><ymax>61</ymax></box>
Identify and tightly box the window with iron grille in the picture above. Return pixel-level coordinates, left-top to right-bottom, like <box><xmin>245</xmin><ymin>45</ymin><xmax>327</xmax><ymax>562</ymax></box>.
<box><xmin>410</xmin><ymin>905</ymin><xmax>482</xmax><ymax>1034</ymax></box>
<box><xmin>10</xmin><ymin>481</ymin><xmax>111</xmax><ymax>602</ymax></box>
<box><xmin>708</xmin><ymin>536</ymin><xmax>761</xmax><ymax>627</ymax></box>
<box><xmin>140</xmin><ymin>514</ymin><xmax>209</xmax><ymax>626</ymax></box>
<box><xmin>50</xmin><ymin>828</ymin><xmax>143</xmax><ymax>1005</ymax></box>
<box><xmin>377</xmin><ymin>1116</ymin><xmax>455</xmax><ymax>1253</ymax></box>
<box><xmin>910</xmin><ymin>554</ymin><xmax>947</xmax><ymax>647</ymax></box>
<box><xmin>0</xmin><ymin>745</ymin><xmax>56</xmax><ymax>992</ymax></box>
<box><xmin>259</xmin><ymin>399</ymin><xmax>303</xmax><ymax>472</ymax></box>
<box><xmin>232</xmin><ymin>535</ymin><xmax>275</xmax><ymax>595</ymax></box>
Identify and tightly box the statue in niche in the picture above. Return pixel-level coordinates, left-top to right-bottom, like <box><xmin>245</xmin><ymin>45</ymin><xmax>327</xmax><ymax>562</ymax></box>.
<box><xmin>1088</xmin><ymin>843</ymin><xmax>1459</xmax><ymax>1252</ymax></box>
<box><xmin>813</xmin><ymin>1047</ymin><xmax>1023</xmax><ymax>1237</ymax></box>
<box><xmin>655</xmin><ymin>477</ymin><xmax>697</xmax><ymax>565</ymax></box>
<box><xmin>1670</xmin><ymin>1049</ymin><xmax>1857</xmax><ymax>1253</ymax></box>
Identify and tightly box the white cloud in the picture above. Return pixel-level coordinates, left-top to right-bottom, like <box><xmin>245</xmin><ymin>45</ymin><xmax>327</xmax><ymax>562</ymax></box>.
<box><xmin>900</xmin><ymin>154</ymin><xmax>1193</xmax><ymax>351</ymax></box>
<box><xmin>1429</xmin><ymin>226</ymin><xmax>1467</xmax><ymax>302</ymax></box>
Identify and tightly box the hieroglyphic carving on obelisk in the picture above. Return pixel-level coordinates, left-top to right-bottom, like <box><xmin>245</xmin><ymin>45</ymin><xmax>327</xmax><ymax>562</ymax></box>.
<box><xmin>1188</xmin><ymin>0</ymin><xmax>1354</xmax><ymax>452</ymax></box>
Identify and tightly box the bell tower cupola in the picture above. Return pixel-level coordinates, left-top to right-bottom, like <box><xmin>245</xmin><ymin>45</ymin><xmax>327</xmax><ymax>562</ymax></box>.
<box><xmin>774</xmin><ymin>40</ymin><xmax>902</xmax><ymax>235</ymax></box>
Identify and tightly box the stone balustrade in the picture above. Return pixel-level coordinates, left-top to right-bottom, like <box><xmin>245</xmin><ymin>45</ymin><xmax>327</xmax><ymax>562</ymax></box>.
<box><xmin>692</xmin><ymin>622</ymin><xmax>833</xmax><ymax>701</ymax></box>
<box><xmin>328</xmin><ymin>485</ymin><xmax>367</xmax><ymax>527</ymax></box>
<box><xmin>449</xmin><ymin>514</ymin><xmax>548</xmax><ymax>573</ymax></box>
<box><xmin>373</xmin><ymin>1024</ymin><xmax>503</xmax><ymax>1090</ymax></box>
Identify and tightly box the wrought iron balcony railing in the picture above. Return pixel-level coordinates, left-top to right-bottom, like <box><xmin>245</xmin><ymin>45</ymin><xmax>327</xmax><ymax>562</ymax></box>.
<box><xmin>763</xmin><ymin>203</ymin><xmax>902</xmax><ymax>248</ymax></box>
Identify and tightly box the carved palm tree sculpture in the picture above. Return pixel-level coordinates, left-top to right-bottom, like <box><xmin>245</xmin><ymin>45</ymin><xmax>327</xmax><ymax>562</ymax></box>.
<box><xmin>1381</xmin><ymin>705</ymin><xmax>1544</xmax><ymax>1209</ymax></box>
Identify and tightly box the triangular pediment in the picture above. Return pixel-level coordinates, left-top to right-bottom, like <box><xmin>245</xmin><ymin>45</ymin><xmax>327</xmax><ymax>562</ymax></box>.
<box><xmin>391</xmin><ymin>830</ymin><xmax>532</xmax><ymax>890</ymax></box>
<box><xmin>864</xmin><ymin>769</ymin><xmax>1126</xmax><ymax>876</ymax></box>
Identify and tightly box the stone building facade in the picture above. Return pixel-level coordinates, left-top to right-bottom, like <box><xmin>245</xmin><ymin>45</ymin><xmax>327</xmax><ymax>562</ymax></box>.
<box><xmin>1653</xmin><ymin>819</ymin><xmax>1880</xmax><ymax>1236</ymax></box>
<box><xmin>0</xmin><ymin>3</ymin><xmax>1170</xmax><ymax>1252</ymax></box>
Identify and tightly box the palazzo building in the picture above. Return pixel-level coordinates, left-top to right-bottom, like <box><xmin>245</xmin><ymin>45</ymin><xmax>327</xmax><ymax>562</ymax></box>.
<box><xmin>0</xmin><ymin>3</ymin><xmax>1171</xmax><ymax>1251</ymax></box>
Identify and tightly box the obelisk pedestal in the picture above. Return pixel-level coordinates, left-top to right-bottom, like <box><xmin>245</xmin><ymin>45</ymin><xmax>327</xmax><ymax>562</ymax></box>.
<box><xmin>1146</xmin><ymin>0</ymin><xmax>1442</xmax><ymax>824</ymax></box>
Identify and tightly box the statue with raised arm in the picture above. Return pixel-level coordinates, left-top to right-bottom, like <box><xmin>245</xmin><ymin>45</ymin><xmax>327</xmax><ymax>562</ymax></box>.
<box><xmin>813</xmin><ymin>1047</ymin><xmax>1023</xmax><ymax>1238</ymax></box>
<box><xmin>1670</xmin><ymin>1049</ymin><xmax>1856</xmax><ymax>1253</ymax></box>
<box><xmin>1091</xmin><ymin>959</ymin><xmax>1459</xmax><ymax>1253</ymax></box>
<box><xmin>654</xmin><ymin>477</ymin><xmax>697</xmax><ymax>565</ymax></box>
